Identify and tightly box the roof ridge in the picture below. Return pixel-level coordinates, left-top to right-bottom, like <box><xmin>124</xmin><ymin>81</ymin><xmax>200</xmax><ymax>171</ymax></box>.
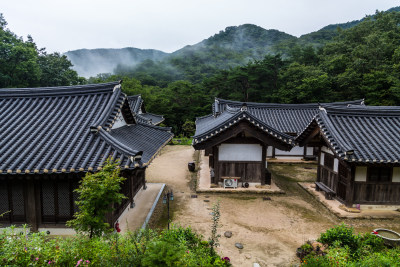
<box><xmin>0</xmin><ymin>82</ymin><xmax>120</xmax><ymax>97</ymax></box>
<box><xmin>91</xmin><ymin>84</ymin><xmax>123</xmax><ymax>127</ymax></box>
<box><xmin>325</xmin><ymin>105</ymin><xmax>400</xmax><ymax>116</ymax></box>
<box><xmin>215</xmin><ymin>98</ymin><xmax>364</xmax><ymax>110</ymax></box>
<box><xmin>141</xmin><ymin>112</ymin><xmax>164</xmax><ymax>117</ymax></box>
<box><xmin>136</xmin><ymin>121</ymin><xmax>172</xmax><ymax>131</ymax></box>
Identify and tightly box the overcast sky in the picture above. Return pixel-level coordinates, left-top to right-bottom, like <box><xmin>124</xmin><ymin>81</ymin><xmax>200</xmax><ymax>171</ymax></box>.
<box><xmin>2</xmin><ymin>0</ymin><xmax>399</xmax><ymax>53</ymax></box>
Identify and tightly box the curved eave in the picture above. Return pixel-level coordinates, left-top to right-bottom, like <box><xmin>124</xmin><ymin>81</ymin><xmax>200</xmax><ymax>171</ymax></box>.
<box><xmin>193</xmin><ymin>111</ymin><xmax>295</xmax><ymax>148</ymax></box>
<box><xmin>97</xmin><ymin>128</ymin><xmax>142</xmax><ymax>158</ymax></box>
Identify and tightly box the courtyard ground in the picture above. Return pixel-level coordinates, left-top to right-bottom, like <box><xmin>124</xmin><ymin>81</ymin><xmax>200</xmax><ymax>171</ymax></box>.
<box><xmin>146</xmin><ymin>145</ymin><xmax>400</xmax><ymax>267</ymax></box>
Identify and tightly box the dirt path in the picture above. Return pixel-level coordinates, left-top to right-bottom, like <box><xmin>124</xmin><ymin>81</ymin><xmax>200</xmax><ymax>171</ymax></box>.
<box><xmin>146</xmin><ymin>146</ymin><xmax>400</xmax><ymax>267</ymax></box>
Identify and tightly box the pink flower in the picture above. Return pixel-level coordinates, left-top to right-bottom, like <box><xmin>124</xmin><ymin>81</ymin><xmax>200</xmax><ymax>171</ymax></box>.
<box><xmin>35</xmin><ymin>258</ymin><xmax>39</xmax><ymax>261</ymax></box>
<box><xmin>48</xmin><ymin>261</ymin><xmax>52</xmax><ymax>264</ymax></box>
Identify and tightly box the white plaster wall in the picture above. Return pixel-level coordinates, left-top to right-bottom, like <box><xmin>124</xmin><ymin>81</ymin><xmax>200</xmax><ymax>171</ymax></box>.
<box><xmin>219</xmin><ymin>144</ymin><xmax>262</xmax><ymax>161</ymax></box>
<box><xmin>393</xmin><ymin>167</ymin><xmax>400</xmax><ymax>182</ymax></box>
<box><xmin>267</xmin><ymin>146</ymin><xmax>273</xmax><ymax>157</ymax></box>
<box><xmin>111</xmin><ymin>112</ymin><xmax>127</xmax><ymax>129</ymax></box>
<box><xmin>275</xmin><ymin>146</ymin><xmax>303</xmax><ymax>156</ymax></box>
<box><xmin>333</xmin><ymin>158</ymin><xmax>339</xmax><ymax>173</ymax></box>
<box><xmin>306</xmin><ymin>147</ymin><xmax>314</xmax><ymax>156</ymax></box>
<box><xmin>355</xmin><ymin>166</ymin><xmax>367</xmax><ymax>182</ymax></box>
<box><xmin>320</xmin><ymin>152</ymin><xmax>325</xmax><ymax>166</ymax></box>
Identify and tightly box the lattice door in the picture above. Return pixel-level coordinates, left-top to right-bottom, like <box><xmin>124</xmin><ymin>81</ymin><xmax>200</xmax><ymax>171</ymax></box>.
<box><xmin>41</xmin><ymin>181</ymin><xmax>56</xmax><ymax>223</ymax></box>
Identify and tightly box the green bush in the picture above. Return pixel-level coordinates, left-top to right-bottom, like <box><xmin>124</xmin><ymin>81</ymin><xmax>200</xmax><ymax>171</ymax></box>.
<box><xmin>0</xmin><ymin>225</ymin><xmax>230</xmax><ymax>266</ymax></box>
<box><xmin>300</xmin><ymin>224</ymin><xmax>399</xmax><ymax>266</ymax></box>
<box><xmin>318</xmin><ymin>223</ymin><xmax>359</xmax><ymax>252</ymax></box>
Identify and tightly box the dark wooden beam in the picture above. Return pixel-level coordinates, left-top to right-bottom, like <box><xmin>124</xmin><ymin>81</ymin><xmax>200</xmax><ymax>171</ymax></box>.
<box><xmin>261</xmin><ymin>145</ymin><xmax>266</xmax><ymax>185</ymax></box>
<box><xmin>345</xmin><ymin>165</ymin><xmax>355</xmax><ymax>207</ymax></box>
<box><xmin>213</xmin><ymin>146</ymin><xmax>219</xmax><ymax>184</ymax></box>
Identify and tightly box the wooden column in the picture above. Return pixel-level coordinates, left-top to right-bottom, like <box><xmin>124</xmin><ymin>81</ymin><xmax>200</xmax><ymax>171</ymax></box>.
<box><xmin>303</xmin><ymin>145</ymin><xmax>307</xmax><ymax>159</ymax></box>
<box><xmin>213</xmin><ymin>146</ymin><xmax>219</xmax><ymax>184</ymax></box>
<box><xmin>316</xmin><ymin>146</ymin><xmax>321</xmax><ymax>182</ymax></box>
<box><xmin>272</xmin><ymin>147</ymin><xmax>276</xmax><ymax>158</ymax></box>
<box><xmin>345</xmin><ymin>165</ymin><xmax>355</xmax><ymax>207</ymax></box>
<box><xmin>26</xmin><ymin>178</ymin><xmax>38</xmax><ymax>231</ymax></box>
<box><xmin>142</xmin><ymin>169</ymin><xmax>147</xmax><ymax>190</ymax></box>
<box><xmin>261</xmin><ymin>145</ymin><xmax>266</xmax><ymax>185</ymax></box>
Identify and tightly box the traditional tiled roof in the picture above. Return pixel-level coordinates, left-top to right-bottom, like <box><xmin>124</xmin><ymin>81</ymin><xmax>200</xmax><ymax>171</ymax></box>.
<box><xmin>212</xmin><ymin>98</ymin><xmax>364</xmax><ymax>134</ymax></box>
<box><xmin>108</xmin><ymin>123</ymin><xmax>173</xmax><ymax>166</ymax></box>
<box><xmin>193</xmin><ymin>105</ymin><xmax>295</xmax><ymax>147</ymax></box>
<box><xmin>0</xmin><ymin>82</ymin><xmax>173</xmax><ymax>175</ymax></box>
<box><xmin>296</xmin><ymin>106</ymin><xmax>400</xmax><ymax>164</ymax></box>
<box><xmin>127</xmin><ymin>95</ymin><xmax>165</xmax><ymax>125</ymax></box>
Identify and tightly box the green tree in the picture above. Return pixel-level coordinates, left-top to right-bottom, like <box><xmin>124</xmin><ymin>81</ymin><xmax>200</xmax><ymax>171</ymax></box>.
<box><xmin>0</xmin><ymin>15</ymin><xmax>41</xmax><ymax>88</ymax></box>
<box><xmin>182</xmin><ymin>120</ymin><xmax>195</xmax><ymax>137</ymax></box>
<box><xmin>67</xmin><ymin>160</ymin><xmax>126</xmax><ymax>238</ymax></box>
<box><xmin>38</xmin><ymin>51</ymin><xmax>85</xmax><ymax>86</ymax></box>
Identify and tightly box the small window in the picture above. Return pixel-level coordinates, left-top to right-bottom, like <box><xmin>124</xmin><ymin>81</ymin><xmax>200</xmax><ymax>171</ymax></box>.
<box><xmin>368</xmin><ymin>167</ymin><xmax>391</xmax><ymax>182</ymax></box>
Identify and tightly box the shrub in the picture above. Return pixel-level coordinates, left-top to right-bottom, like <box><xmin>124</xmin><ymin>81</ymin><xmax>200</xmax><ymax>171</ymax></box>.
<box><xmin>300</xmin><ymin>224</ymin><xmax>398</xmax><ymax>266</ymax></box>
<box><xmin>0</xmin><ymin>225</ymin><xmax>230</xmax><ymax>266</ymax></box>
<box><xmin>67</xmin><ymin>159</ymin><xmax>126</xmax><ymax>238</ymax></box>
<box><xmin>318</xmin><ymin>223</ymin><xmax>359</xmax><ymax>252</ymax></box>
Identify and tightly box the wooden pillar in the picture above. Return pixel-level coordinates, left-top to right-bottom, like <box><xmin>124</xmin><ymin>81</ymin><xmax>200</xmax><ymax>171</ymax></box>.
<box><xmin>345</xmin><ymin>165</ymin><xmax>355</xmax><ymax>207</ymax></box>
<box><xmin>272</xmin><ymin>147</ymin><xmax>276</xmax><ymax>158</ymax></box>
<box><xmin>316</xmin><ymin>149</ymin><xmax>321</xmax><ymax>183</ymax></box>
<box><xmin>261</xmin><ymin>145</ymin><xmax>266</xmax><ymax>185</ymax></box>
<box><xmin>26</xmin><ymin>178</ymin><xmax>38</xmax><ymax>231</ymax></box>
<box><xmin>142</xmin><ymin>169</ymin><xmax>146</xmax><ymax>190</ymax></box>
<box><xmin>303</xmin><ymin>145</ymin><xmax>307</xmax><ymax>159</ymax></box>
<box><xmin>213</xmin><ymin>146</ymin><xmax>219</xmax><ymax>184</ymax></box>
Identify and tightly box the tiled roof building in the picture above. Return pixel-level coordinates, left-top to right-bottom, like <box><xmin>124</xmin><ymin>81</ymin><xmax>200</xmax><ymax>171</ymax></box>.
<box><xmin>297</xmin><ymin>105</ymin><xmax>400</xmax><ymax>206</ymax></box>
<box><xmin>0</xmin><ymin>82</ymin><xmax>173</xmax><ymax>229</ymax></box>
<box><xmin>192</xmin><ymin>98</ymin><xmax>364</xmax><ymax>188</ymax></box>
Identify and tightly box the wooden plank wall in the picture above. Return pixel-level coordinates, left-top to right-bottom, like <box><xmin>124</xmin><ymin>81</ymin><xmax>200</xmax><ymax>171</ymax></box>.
<box><xmin>353</xmin><ymin>183</ymin><xmax>400</xmax><ymax>204</ymax></box>
<box><xmin>218</xmin><ymin>162</ymin><xmax>262</xmax><ymax>183</ymax></box>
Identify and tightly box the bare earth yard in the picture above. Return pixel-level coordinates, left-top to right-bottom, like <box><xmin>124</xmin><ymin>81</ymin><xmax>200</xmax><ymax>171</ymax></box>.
<box><xmin>147</xmin><ymin>146</ymin><xmax>400</xmax><ymax>267</ymax></box>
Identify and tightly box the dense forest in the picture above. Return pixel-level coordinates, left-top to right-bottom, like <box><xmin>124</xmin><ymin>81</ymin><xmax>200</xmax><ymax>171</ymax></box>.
<box><xmin>2</xmin><ymin>10</ymin><xmax>400</xmax><ymax>135</ymax></box>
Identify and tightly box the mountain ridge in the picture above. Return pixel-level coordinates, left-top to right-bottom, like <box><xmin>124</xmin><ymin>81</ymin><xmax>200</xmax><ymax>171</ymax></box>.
<box><xmin>65</xmin><ymin>6</ymin><xmax>400</xmax><ymax>78</ymax></box>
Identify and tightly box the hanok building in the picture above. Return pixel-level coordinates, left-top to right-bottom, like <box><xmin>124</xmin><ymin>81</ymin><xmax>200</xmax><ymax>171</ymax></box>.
<box><xmin>192</xmin><ymin>98</ymin><xmax>363</xmax><ymax>187</ymax></box>
<box><xmin>128</xmin><ymin>95</ymin><xmax>165</xmax><ymax>125</ymax></box>
<box><xmin>0</xmin><ymin>82</ymin><xmax>173</xmax><ymax>231</ymax></box>
<box><xmin>296</xmin><ymin>105</ymin><xmax>400</xmax><ymax>206</ymax></box>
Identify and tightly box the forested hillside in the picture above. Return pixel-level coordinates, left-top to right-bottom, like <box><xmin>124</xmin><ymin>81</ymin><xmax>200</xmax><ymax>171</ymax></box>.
<box><xmin>90</xmin><ymin>10</ymin><xmax>400</xmax><ymax>134</ymax></box>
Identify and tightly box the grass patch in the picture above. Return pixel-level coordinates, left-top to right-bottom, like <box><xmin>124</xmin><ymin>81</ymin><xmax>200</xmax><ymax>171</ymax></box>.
<box><xmin>225</xmin><ymin>195</ymin><xmax>258</xmax><ymax>201</ymax></box>
<box><xmin>170</xmin><ymin>137</ymin><xmax>192</xmax><ymax>145</ymax></box>
<box><xmin>269</xmin><ymin>163</ymin><xmax>317</xmax><ymax>183</ymax></box>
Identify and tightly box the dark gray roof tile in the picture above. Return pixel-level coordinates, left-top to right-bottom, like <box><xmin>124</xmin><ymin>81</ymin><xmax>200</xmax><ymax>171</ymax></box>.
<box><xmin>297</xmin><ymin>106</ymin><xmax>400</xmax><ymax>163</ymax></box>
<box><xmin>0</xmin><ymin>82</ymin><xmax>171</xmax><ymax>175</ymax></box>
